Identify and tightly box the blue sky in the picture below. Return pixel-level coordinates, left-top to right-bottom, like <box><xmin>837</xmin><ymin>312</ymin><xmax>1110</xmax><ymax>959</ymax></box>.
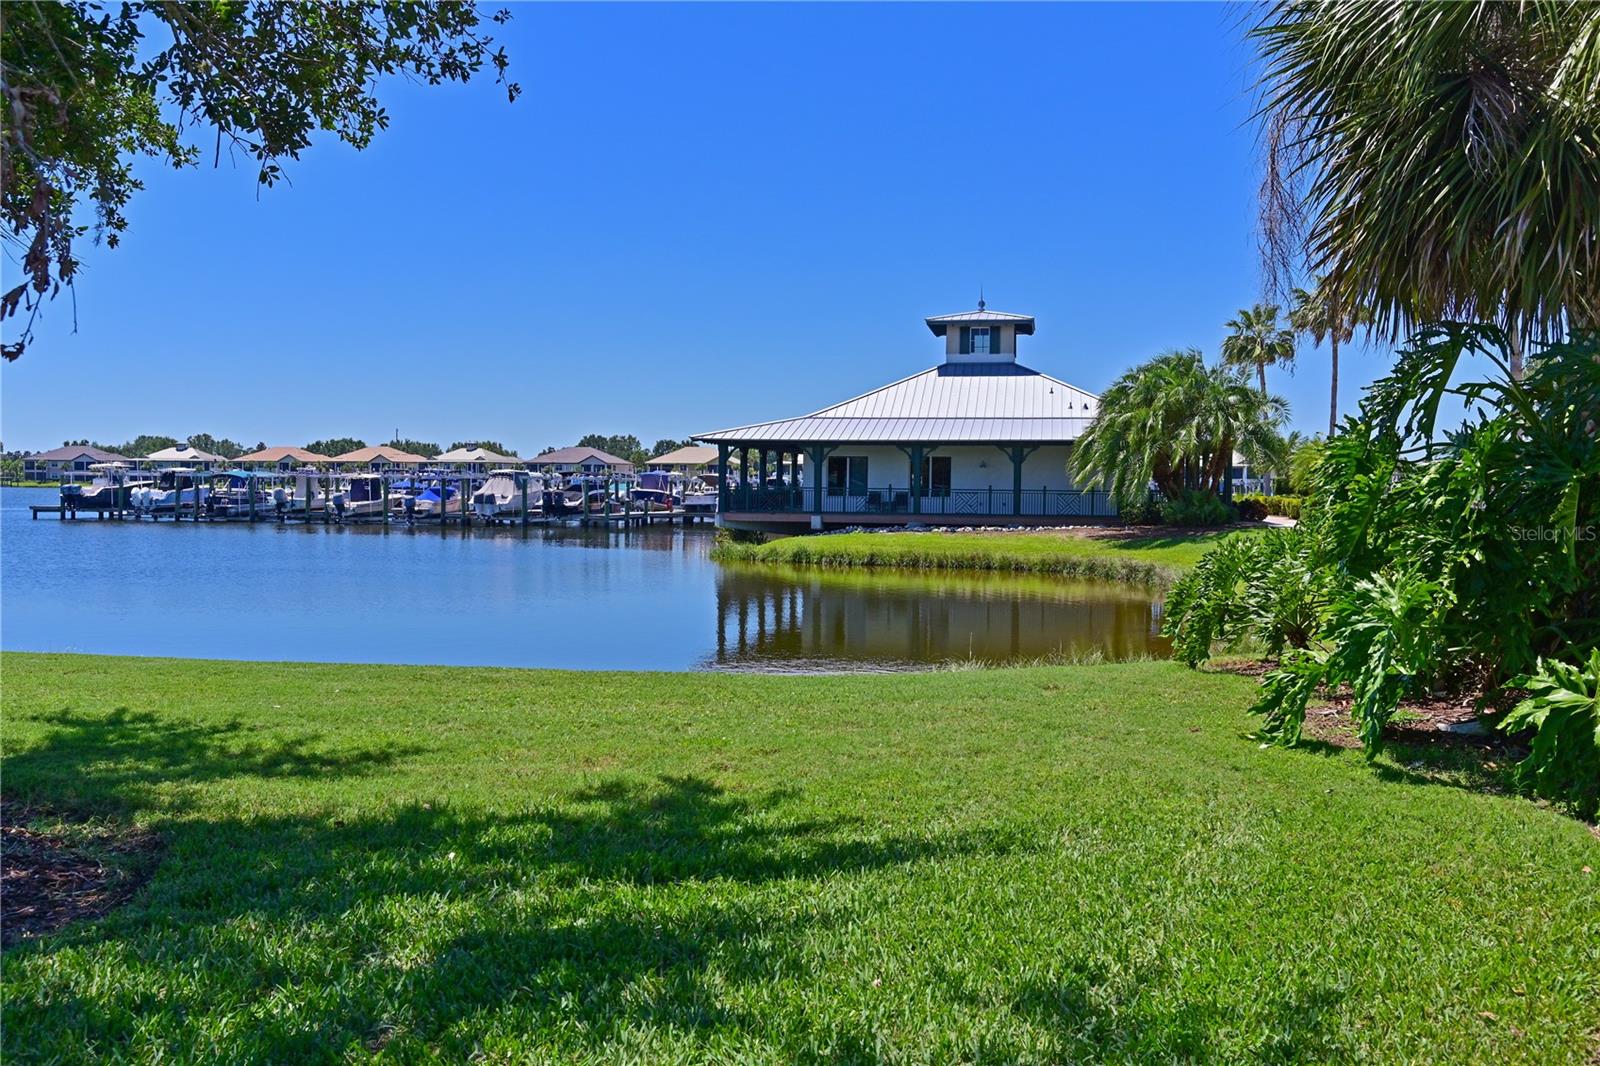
<box><xmin>3</xmin><ymin>2</ymin><xmax>1395</xmax><ymax>455</ymax></box>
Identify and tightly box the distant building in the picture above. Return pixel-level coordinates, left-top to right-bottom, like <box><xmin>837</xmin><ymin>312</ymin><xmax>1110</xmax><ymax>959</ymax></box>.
<box><xmin>331</xmin><ymin>445</ymin><xmax>432</xmax><ymax>472</ymax></box>
<box><xmin>696</xmin><ymin>302</ymin><xmax>1112</xmax><ymax>530</ymax></box>
<box><xmin>22</xmin><ymin>445</ymin><xmax>134</xmax><ymax>482</ymax></box>
<box><xmin>434</xmin><ymin>446</ymin><xmax>520</xmax><ymax>473</ymax></box>
<box><xmin>145</xmin><ymin>443</ymin><xmax>225</xmax><ymax>470</ymax></box>
<box><xmin>235</xmin><ymin>446</ymin><xmax>334</xmax><ymax>471</ymax></box>
<box><xmin>645</xmin><ymin>445</ymin><xmax>720</xmax><ymax>474</ymax></box>
<box><xmin>527</xmin><ymin>446</ymin><xmax>635</xmax><ymax>476</ymax></box>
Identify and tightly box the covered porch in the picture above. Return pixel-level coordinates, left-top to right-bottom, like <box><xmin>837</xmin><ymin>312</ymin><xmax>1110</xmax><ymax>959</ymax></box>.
<box><xmin>713</xmin><ymin>442</ymin><xmax>1117</xmax><ymax>529</ymax></box>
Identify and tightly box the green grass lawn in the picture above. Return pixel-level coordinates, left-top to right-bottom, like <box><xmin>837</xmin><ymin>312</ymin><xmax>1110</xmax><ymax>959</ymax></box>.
<box><xmin>713</xmin><ymin>530</ymin><xmax>1243</xmax><ymax>586</ymax></box>
<box><xmin>3</xmin><ymin>652</ymin><xmax>1597</xmax><ymax>1063</ymax></box>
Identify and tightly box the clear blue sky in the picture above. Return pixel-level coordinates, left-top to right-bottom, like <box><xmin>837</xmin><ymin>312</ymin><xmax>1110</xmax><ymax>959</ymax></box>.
<box><xmin>3</xmin><ymin>2</ymin><xmax>1394</xmax><ymax>455</ymax></box>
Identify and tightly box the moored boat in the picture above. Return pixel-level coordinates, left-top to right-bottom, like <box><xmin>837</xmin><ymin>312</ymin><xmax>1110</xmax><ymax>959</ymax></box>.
<box><xmin>130</xmin><ymin>468</ymin><xmax>209</xmax><ymax>515</ymax></box>
<box><xmin>60</xmin><ymin>462</ymin><xmax>150</xmax><ymax>510</ymax></box>
<box><xmin>630</xmin><ymin>470</ymin><xmax>682</xmax><ymax>511</ymax></box>
<box><xmin>328</xmin><ymin>474</ymin><xmax>401</xmax><ymax>521</ymax></box>
<box><xmin>472</xmin><ymin>469</ymin><xmax>545</xmax><ymax>521</ymax></box>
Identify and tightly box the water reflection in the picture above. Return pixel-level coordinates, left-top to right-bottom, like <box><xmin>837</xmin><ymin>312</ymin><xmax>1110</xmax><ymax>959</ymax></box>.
<box><xmin>3</xmin><ymin>487</ymin><xmax>1170</xmax><ymax>672</ymax></box>
<box><xmin>708</xmin><ymin>563</ymin><xmax>1169</xmax><ymax>671</ymax></box>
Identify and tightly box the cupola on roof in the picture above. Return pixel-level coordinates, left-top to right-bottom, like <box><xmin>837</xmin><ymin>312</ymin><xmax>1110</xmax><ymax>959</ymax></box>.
<box><xmin>925</xmin><ymin>298</ymin><xmax>1036</xmax><ymax>337</ymax></box>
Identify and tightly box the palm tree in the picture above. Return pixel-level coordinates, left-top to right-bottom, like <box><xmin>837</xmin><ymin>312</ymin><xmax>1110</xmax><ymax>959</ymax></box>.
<box><xmin>1073</xmin><ymin>348</ymin><xmax>1288</xmax><ymax>506</ymax></box>
<box><xmin>1254</xmin><ymin>3</ymin><xmax>1600</xmax><ymax>370</ymax></box>
<box><xmin>1220</xmin><ymin>304</ymin><xmax>1295</xmax><ymax>395</ymax></box>
<box><xmin>1290</xmin><ymin>276</ymin><xmax>1371</xmax><ymax>436</ymax></box>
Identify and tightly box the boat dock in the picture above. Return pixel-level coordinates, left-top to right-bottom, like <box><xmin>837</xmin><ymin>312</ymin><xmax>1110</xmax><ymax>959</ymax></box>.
<box><xmin>35</xmin><ymin>498</ymin><xmax>713</xmax><ymax>527</ymax></box>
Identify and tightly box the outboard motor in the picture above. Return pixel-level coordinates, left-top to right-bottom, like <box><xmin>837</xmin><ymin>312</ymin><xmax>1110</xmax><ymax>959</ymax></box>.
<box><xmin>332</xmin><ymin>492</ymin><xmax>348</xmax><ymax>523</ymax></box>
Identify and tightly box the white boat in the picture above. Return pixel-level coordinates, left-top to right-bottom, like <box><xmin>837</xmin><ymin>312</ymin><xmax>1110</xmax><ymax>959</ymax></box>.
<box><xmin>472</xmin><ymin>469</ymin><xmax>545</xmax><ymax>521</ymax></box>
<box><xmin>130</xmin><ymin>468</ymin><xmax>208</xmax><ymax>515</ymax></box>
<box><xmin>682</xmin><ymin>472</ymin><xmax>723</xmax><ymax>513</ymax></box>
<box><xmin>273</xmin><ymin>468</ymin><xmax>333</xmax><ymax>514</ymax></box>
<box><xmin>327</xmin><ymin>474</ymin><xmax>400</xmax><ymax>521</ymax></box>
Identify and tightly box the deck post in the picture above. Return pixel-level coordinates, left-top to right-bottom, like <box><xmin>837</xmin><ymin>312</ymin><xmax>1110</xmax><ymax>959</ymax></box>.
<box><xmin>909</xmin><ymin>445</ymin><xmax>923</xmax><ymax>515</ymax></box>
<box><xmin>521</xmin><ymin>475</ymin><xmax>529</xmax><ymax>528</ymax></box>
<box><xmin>717</xmin><ymin>445</ymin><xmax>730</xmax><ymax>512</ymax></box>
<box><xmin>808</xmin><ymin>445</ymin><xmax>827</xmax><ymax>516</ymax></box>
<box><xmin>1011</xmin><ymin>446</ymin><xmax>1023</xmax><ymax>516</ymax></box>
<box><xmin>382</xmin><ymin>476</ymin><xmax>391</xmax><ymax>527</ymax></box>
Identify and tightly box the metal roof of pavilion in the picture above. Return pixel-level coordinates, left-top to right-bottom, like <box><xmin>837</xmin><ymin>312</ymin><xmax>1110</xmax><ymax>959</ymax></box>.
<box><xmin>695</xmin><ymin>362</ymin><xmax>1098</xmax><ymax>444</ymax></box>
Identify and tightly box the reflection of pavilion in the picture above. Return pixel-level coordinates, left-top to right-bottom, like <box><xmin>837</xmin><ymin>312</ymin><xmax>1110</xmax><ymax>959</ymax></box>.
<box><xmin>709</xmin><ymin>566</ymin><xmax>1168</xmax><ymax>669</ymax></box>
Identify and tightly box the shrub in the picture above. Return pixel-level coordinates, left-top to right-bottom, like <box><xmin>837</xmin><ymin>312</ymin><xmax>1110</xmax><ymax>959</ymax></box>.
<box><xmin>1158</xmin><ymin>489</ymin><xmax>1236</xmax><ymax>527</ymax></box>
<box><xmin>1165</xmin><ymin>527</ymin><xmax>1324</xmax><ymax>667</ymax></box>
<box><xmin>1501</xmin><ymin>650</ymin><xmax>1600</xmax><ymax>821</ymax></box>
<box><xmin>1165</xmin><ymin>325</ymin><xmax>1600</xmax><ymax>819</ymax></box>
<box><xmin>1233</xmin><ymin>497</ymin><xmax>1268</xmax><ymax>521</ymax></box>
<box><xmin>1237</xmin><ymin>493</ymin><xmax>1302</xmax><ymax>519</ymax></box>
<box><xmin>1117</xmin><ymin>496</ymin><xmax>1163</xmax><ymax>525</ymax></box>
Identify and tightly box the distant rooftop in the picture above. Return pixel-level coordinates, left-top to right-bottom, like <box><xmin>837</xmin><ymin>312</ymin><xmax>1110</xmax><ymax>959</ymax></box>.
<box><xmin>528</xmin><ymin>446</ymin><xmax>633</xmax><ymax>467</ymax></box>
<box><xmin>235</xmin><ymin>446</ymin><xmax>333</xmax><ymax>464</ymax></box>
<box><xmin>146</xmin><ymin>443</ymin><xmax>224</xmax><ymax>462</ymax></box>
<box><xmin>332</xmin><ymin>445</ymin><xmax>432</xmax><ymax>464</ymax></box>
<box><xmin>436</xmin><ymin>445</ymin><xmax>520</xmax><ymax>464</ymax></box>
<box><xmin>647</xmin><ymin>445</ymin><xmax>719</xmax><ymax>467</ymax></box>
<box><xmin>23</xmin><ymin>445</ymin><xmax>132</xmax><ymax>462</ymax></box>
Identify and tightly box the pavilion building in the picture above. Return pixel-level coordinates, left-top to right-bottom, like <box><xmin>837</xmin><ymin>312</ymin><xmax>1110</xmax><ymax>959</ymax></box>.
<box><xmin>695</xmin><ymin>303</ymin><xmax>1114</xmax><ymax>530</ymax></box>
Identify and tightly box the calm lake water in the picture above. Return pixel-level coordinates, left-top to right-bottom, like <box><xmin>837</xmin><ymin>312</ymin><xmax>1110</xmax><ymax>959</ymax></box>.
<box><xmin>1</xmin><ymin>487</ymin><xmax>1169</xmax><ymax>671</ymax></box>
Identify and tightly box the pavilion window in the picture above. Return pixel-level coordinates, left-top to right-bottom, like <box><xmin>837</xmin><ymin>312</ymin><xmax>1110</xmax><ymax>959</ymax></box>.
<box><xmin>920</xmin><ymin>456</ymin><xmax>951</xmax><ymax>497</ymax></box>
<box><xmin>827</xmin><ymin>456</ymin><xmax>868</xmax><ymax>496</ymax></box>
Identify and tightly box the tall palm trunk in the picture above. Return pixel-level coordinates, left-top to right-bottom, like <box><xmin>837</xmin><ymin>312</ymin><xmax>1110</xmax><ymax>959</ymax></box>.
<box><xmin>1508</xmin><ymin>328</ymin><xmax>1524</xmax><ymax>381</ymax></box>
<box><xmin>1257</xmin><ymin>362</ymin><xmax>1268</xmax><ymax>394</ymax></box>
<box><xmin>1328</xmin><ymin>331</ymin><xmax>1340</xmax><ymax>436</ymax></box>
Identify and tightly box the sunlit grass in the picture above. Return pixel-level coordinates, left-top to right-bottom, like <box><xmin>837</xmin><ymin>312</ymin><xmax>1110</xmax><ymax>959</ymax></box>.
<box><xmin>2</xmin><ymin>652</ymin><xmax>1597</xmax><ymax>1063</ymax></box>
<box><xmin>712</xmin><ymin>530</ymin><xmax>1245</xmax><ymax>587</ymax></box>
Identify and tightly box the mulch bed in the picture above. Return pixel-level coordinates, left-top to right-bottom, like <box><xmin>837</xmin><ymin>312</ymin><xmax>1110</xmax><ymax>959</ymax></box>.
<box><xmin>1204</xmin><ymin>660</ymin><xmax>1528</xmax><ymax>755</ymax></box>
<box><xmin>1</xmin><ymin>802</ymin><xmax>161</xmax><ymax>947</ymax></box>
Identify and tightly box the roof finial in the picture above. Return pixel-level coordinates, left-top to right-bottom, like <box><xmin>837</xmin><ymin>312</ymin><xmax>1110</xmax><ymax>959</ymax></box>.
<box><xmin>978</xmin><ymin>285</ymin><xmax>985</xmax><ymax>312</ymax></box>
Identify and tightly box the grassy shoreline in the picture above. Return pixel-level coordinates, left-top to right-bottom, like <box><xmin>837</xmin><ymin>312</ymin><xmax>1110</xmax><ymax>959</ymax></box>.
<box><xmin>3</xmin><ymin>652</ymin><xmax>1597</xmax><ymax>1062</ymax></box>
<box><xmin>711</xmin><ymin>529</ymin><xmax>1243</xmax><ymax>587</ymax></box>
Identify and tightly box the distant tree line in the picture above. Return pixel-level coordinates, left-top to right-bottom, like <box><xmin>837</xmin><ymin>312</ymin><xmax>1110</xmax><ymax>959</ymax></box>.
<box><xmin>26</xmin><ymin>432</ymin><xmax>700</xmax><ymax>467</ymax></box>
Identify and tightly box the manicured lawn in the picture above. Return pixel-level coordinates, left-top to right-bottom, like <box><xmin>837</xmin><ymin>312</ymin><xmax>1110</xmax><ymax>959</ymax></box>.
<box><xmin>713</xmin><ymin>530</ymin><xmax>1245</xmax><ymax>586</ymax></box>
<box><xmin>3</xmin><ymin>652</ymin><xmax>1597</xmax><ymax>1063</ymax></box>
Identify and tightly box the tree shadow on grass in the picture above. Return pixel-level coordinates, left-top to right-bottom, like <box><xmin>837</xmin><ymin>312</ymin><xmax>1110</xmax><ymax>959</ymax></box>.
<box><xmin>3</xmin><ymin>706</ymin><xmax>1024</xmax><ymax>1061</ymax></box>
<box><xmin>1277</xmin><ymin>730</ymin><xmax>1519</xmax><ymax>800</ymax></box>
<box><xmin>3</xmin><ymin>706</ymin><xmax>423</xmax><ymax>815</ymax></box>
<box><xmin>8</xmin><ymin>780</ymin><xmax>1017</xmax><ymax>1061</ymax></box>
